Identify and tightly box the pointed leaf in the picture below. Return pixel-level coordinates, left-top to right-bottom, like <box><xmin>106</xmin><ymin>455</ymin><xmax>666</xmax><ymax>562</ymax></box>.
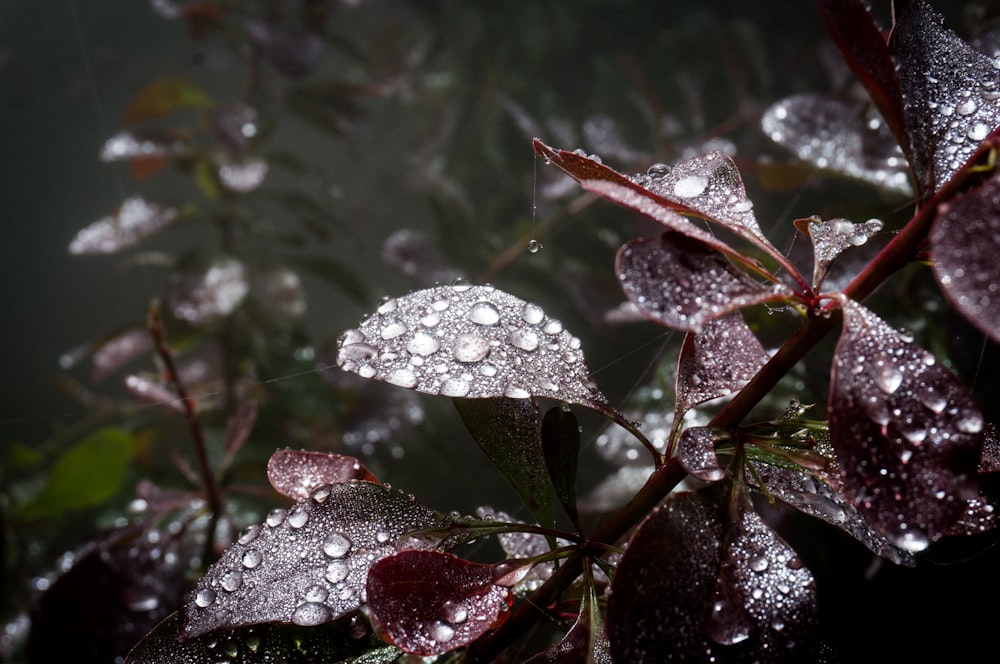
<box><xmin>455</xmin><ymin>398</ymin><xmax>555</xmax><ymax>530</ymax></box>
<box><xmin>335</xmin><ymin>284</ymin><xmax>610</xmax><ymax>411</ymax></box>
<box><xmin>525</xmin><ymin>578</ymin><xmax>612</xmax><ymax>664</ymax></box>
<box><xmin>121</xmin><ymin>76</ymin><xmax>213</xmax><ymax>126</ymax></box>
<box><xmin>617</xmin><ymin>232</ymin><xmax>792</xmax><ymax>333</ymax></box>
<box><xmin>761</xmin><ymin>94</ymin><xmax>911</xmax><ymax>195</ymax></box>
<box><xmin>794</xmin><ymin>216</ymin><xmax>884</xmax><ymax>290</ymax></box>
<box><xmin>675</xmin><ymin>312</ymin><xmax>770</xmax><ymax>413</ymax></box>
<box><xmin>829</xmin><ymin>299</ymin><xmax>983</xmax><ymax>552</ymax></box>
<box><xmin>677</xmin><ymin>427</ymin><xmax>729</xmax><ymax>482</ymax></box>
<box><xmin>607</xmin><ymin>485</ymin><xmax>830</xmax><ymax>662</ymax></box>
<box><xmin>182</xmin><ymin>481</ymin><xmax>452</xmax><ymax>638</ymax></box>
<box><xmin>266</xmin><ymin>449</ymin><xmax>377</xmax><ymax>501</ymax></box>
<box><xmin>69</xmin><ymin>197</ymin><xmax>179</xmax><ymax>255</ymax></box>
<box><xmin>167</xmin><ymin>256</ymin><xmax>249</xmax><ymax>325</ymax></box>
<box><xmin>475</xmin><ymin>507</ymin><xmax>565</xmax><ymax>595</ymax></box>
<box><xmin>125</xmin><ymin>374</ymin><xmax>184</xmax><ymax>412</ymax></box>
<box><xmin>541</xmin><ymin>406</ymin><xmax>581</xmax><ymax>526</ymax></box>
<box><xmin>892</xmin><ymin>0</ymin><xmax>1000</xmax><ymax>196</ymax></box>
<box><xmin>366</xmin><ymin>550</ymin><xmax>520</xmax><ymax>656</ymax></box>
<box><xmin>931</xmin><ymin>171</ymin><xmax>1000</xmax><ymax>344</ymax></box>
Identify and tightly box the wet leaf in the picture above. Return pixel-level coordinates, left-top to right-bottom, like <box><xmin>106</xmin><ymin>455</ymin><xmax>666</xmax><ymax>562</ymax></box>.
<box><xmin>616</xmin><ymin>232</ymin><xmax>792</xmax><ymax>333</ymax></box>
<box><xmin>931</xmin><ymin>171</ymin><xmax>1000</xmax><ymax>344</ymax></box>
<box><xmin>217</xmin><ymin>156</ymin><xmax>269</xmax><ymax>194</ymax></box>
<box><xmin>249</xmin><ymin>264</ymin><xmax>306</xmax><ymax>318</ymax></box>
<box><xmin>677</xmin><ymin>427</ymin><xmax>729</xmax><ymax>483</ymax></box>
<box><xmin>32</xmin><ymin>427</ymin><xmax>132</xmax><ymax>516</ymax></box>
<box><xmin>525</xmin><ymin>577</ymin><xmax>612</xmax><ymax>664</ymax></box>
<box><xmin>90</xmin><ymin>327</ymin><xmax>153</xmax><ymax>382</ymax></box>
<box><xmin>761</xmin><ymin>94</ymin><xmax>911</xmax><ymax>196</ymax></box>
<box><xmin>455</xmin><ymin>398</ymin><xmax>555</xmax><ymax>530</ymax></box>
<box><xmin>266</xmin><ymin>449</ymin><xmax>377</xmax><ymax>501</ymax></box>
<box><xmin>366</xmin><ymin>550</ymin><xmax>521</xmax><ymax>656</ymax></box>
<box><xmin>181</xmin><ymin>481</ymin><xmax>451</xmax><ymax>638</ymax></box>
<box><xmin>891</xmin><ymin>0</ymin><xmax>1000</xmax><ymax>196</ymax></box>
<box><xmin>980</xmin><ymin>422</ymin><xmax>1000</xmax><ymax>473</ymax></box>
<box><xmin>541</xmin><ymin>406</ymin><xmax>581</xmax><ymax>527</ymax></box>
<box><xmin>942</xmin><ymin>496</ymin><xmax>997</xmax><ymax>538</ymax></box>
<box><xmin>829</xmin><ymin>299</ymin><xmax>983</xmax><ymax>552</ymax></box>
<box><xmin>475</xmin><ymin>507</ymin><xmax>563</xmax><ymax>595</ymax></box>
<box><xmin>793</xmin><ymin>216</ymin><xmax>884</xmax><ymax>290</ymax></box>
<box><xmin>167</xmin><ymin>256</ymin><xmax>249</xmax><ymax>325</ymax></box>
<box><xmin>126</xmin><ymin>610</ymin><xmax>382</xmax><ymax>664</ymax></box>
<box><xmin>125</xmin><ymin>374</ymin><xmax>184</xmax><ymax>412</ymax></box>
<box><xmin>69</xmin><ymin>197</ymin><xmax>179</xmax><ymax>255</ymax></box>
<box><xmin>675</xmin><ymin>312</ymin><xmax>770</xmax><ymax>413</ymax></box>
<box><xmin>99</xmin><ymin>129</ymin><xmax>187</xmax><ymax>163</ymax></box>
<box><xmin>335</xmin><ymin>283</ymin><xmax>611</xmax><ymax>411</ymax></box>
<box><xmin>121</xmin><ymin>76</ymin><xmax>213</xmax><ymax>126</ymax></box>
<box><xmin>607</xmin><ymin>484</ymin><xmax>830</xmax><ymax>662</ymax></box>
<box><xmin>245</xmin><ymin>21</ymin><xmax>324</xmax><ymax>78</ymax></box>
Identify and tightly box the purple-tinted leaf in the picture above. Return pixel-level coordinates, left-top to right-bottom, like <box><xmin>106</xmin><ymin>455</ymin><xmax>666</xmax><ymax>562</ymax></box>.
<box><xmin>100</xmin><ymin>129</ymin><xmax>187</xmax><ymax>163</ymax></box>
<box><xmin>475</xmin><ymin>507</ymin><xmax>565</xmax><ymax>595</ymax></box>
<box><xmin>266</xmin><ymin>449</ymin><xmax>378</xmax><ymax>501</ymax></box>
<box><xmin>525</xmin><ymin>580</ymin><xmax>612</xmax><ymax>664</ymax></box>
<box><xmin>335</xmin><ymin>284</ymin><xmax>610</xmax><ymax>411</ymax></box>
<box><xmin>814</xmin><ymin>0</ymin><xmax>909</xmax><ymax>165</ymax></box>
<box><xmin>168</xmin><ymin>256</ymin><xmax>249</xmax><ymax>325</ymax></box>
<box><xmin>980</xmin><ymin>422</ymin><xmax>1000</xmax><ymax>473</ymax></box>
<box><xmin>125</xmin><ymin>374</ymin><xmax>184</xmax><ymax>412</ymax></box>
<box><xmin>931</xmin><ymin>172</ymin><xmax>1000</xmax><ymax>344</ymax></box>
<box><xmin>942</xmin><ymin>496</ymin><xmax>997</xmax><ymax>538</ymax></box>
<box><xmin>761</xmin><ymin>94</ymin><xmax>911</xmax><ymax>195</ymax></box>
<box><xmin>794</xmin><ymin>215</ymin><xmax>884</xmax><ymax>290</ymax></box>
<box><xmin>829</xmin><ymin>299</ymin><xmax>983</xmax><ymax>552</ymax></box>
<box><xmin>217</xmin><ymin>156</ymin><xmax>269</xmax><ymax>194</ymax></box>
<box><xmin>249</xmin><ymin>264</ymin><xmax>306</xmax><ymax>317</ymax></box>
<box><xmin>69</xmin><ymin>197</ymin><xmax>179</xmax><ymax>255</ymax></box>
<box><xmin>126</xmin><ymin>610</ymin><xmax>383</xmax><ymax>664</ymax></box>
<box><xmin>746</xmin><ymin>460</ymin><xmax>915</xmax><ymax>565</ymax></box>
<box><xmin>366</xmin><ymin>550</ymin><xmax>520</xmax><ymax>656</ymax></box>
<box><xmin>607</xmin><ymin>484</ymin><xmax>830</xmax><ymax>662</ymax></box>
<box><xmin>182</xmin><ymin>481</ymin><xmax>452</xmax><ymax>638</ymax></box>
<box><xmin>455</xmin><ymin>398</ymin><xmax>555</xmax><ymax>530</ymax></box>
<box><xmin>90</xmin><ymin>327</ymin><xmax>153</xmax><ymax>382</ymax></box>
<box><xmin>541</xmin><ymin>406</ymin><xmax>580</xmax><ymax>526</ymax></box>
<box><xmin>676</xmin><ymin>312</ymin><xmax>770</xmax><ymax>413</ymax></box>
<box><xmin>892</xmin><ymin>0</ymin><xmax>1000</xmax><ymax>196</ymax></box>
<box><xmin>677</xmin><ymin>427</ymin><xmax>729</xmax><ymax>482</ymax></box>
<box><xmin>617</xmin><ymin>232</ymin><xmax>792</xmax><ymax>333</ymax></box>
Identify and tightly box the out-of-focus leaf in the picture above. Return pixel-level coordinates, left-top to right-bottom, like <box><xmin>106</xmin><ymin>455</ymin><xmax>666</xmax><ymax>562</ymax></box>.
<box><xmin>793</xmin><ymin>215</ymin><xmax>884</xmax><ymax>290</ymax></box>
<box><xmin>211</xmin><ymin>102</ymin><xmax>258</xmax><ymax>151</ymax></box>
<box><xmin>125</xmin><ymin>374</ymin><xmax>184</xmax><ymax>412</ymax></box>
<box><xmin>675</xmin><ymin>312</ymin><xmax>769</xmax><ymax>414</ymax></box>
<box><xmin>90</xmin><ymin>327</ymin><xmax>153</xmax><ymax>382</ymax></box>
<box><xmin>100</xmin><ymin>129</ymin><xmax>187</xmax><ymax>163</ymax></box>
<box><xmin>931</xmin><ymin>171</ymin><xmax>1000</xmax><ymax>344</ymax></box>
<box><xmin>891</xmin><ymin>0</ymin><xmax>1000</xmax><ymax>197</ymax></box>
<box><xmin>69</xmin><ymin>197</ymin><xmax>179</xmax><ymax>255</ymax></box>
<box><xmin>181</xmin><ymin>481</ymin><xmax>456</xmax><ymax>638</ymax></box>
<box><xmin>249</xmin><ymin>264</ymin><xmax>306</xmax><ymax>318</ymax></box>
<box><xmin>607</xmin><ymin>484</ymin><xmax>830</xmax><ymax>662</ymax></box>
<box><xmin>126</xmin><ymin>610</ymin><xmax>382</xmax><ymax>663</ymax></box>
<box><xmin>121</xmin><ymin>76</ymin><xmax>213</xmax><ymax>126</ymax></box>
<box><xmin>677</xmin><ymin>427</ymin><xmax>729</xmax><ymax>482</ymax></box>
<box><xmin>217</xmin><ymin>156</ymin><xmax>269</xmax><ymax>194</ymax></box>
<box><xmin>266</xmin><ymin>449</ymin><xmax>378</xmax><ymax>501</ymax></box>
<box><xmin>167</xmin><ymin>256</ymin><xmax>249</xmax><ymax>325</ymax></box>
<box><xmin>617</xmin><ymin>232</ymin><xmax>792</xmax><ymax>333</ymax></box>
<box><xmin>32</xmin><ymin>427</ymin><xmax>132</xmax><ymax>516</ymax></box>
<box><xmin>475</xmin><ymin>507</ymin><xmax>564</xmax><ymax>595</ymax></box>
<box><xmin>594</xmin><ymin>411</ymin><xmax>673</xmax><ymax>467</ymax></box>
<box><xmin>980</xmin><ymin>422</ymin><xmax>1000</xmax><ymax>473</ymax></box>
<box><xmin>245</xmin><ymin>21</ymin><xmax>324</xmax><ymax>78</ymax></box>
<box><xmin>829</xmin><ymin>299</ymin><xmax>983</xmax><ymax>552</ymax></box>
<box><xmin>541</xmin><ymin>406</ymin><xmax>580</xmax><ymax>527</ymax></box>
<box><xmin>455</xmin><ymin>398</ymin><xmax>555</xmax><ymax>530</ymax></box>
<box><xmin>336</xmin><ymin>284</ymin><xmax>613</xmax><ymax>413</ymax></box>
<box><xmin>366</xmin><ymin>550</ymin><xmax>523</xmax><ymax>656</ymax></box>
<box><xmin>220</xmin><ymin>401</ymin><xmax>258</xmax><ymax>471</ymax></box>
<box><xmin>761</xmin><ymin>94</ymin><xmax>911</xmax><ymax>196</ymax></box>
<box><xmin>942</xmin><ymin>496</ymin><xmax>997</xmax><ymax>538</ymax></box>
<box><xmin>525</xmin><ymin>575</ymin><xmax>612</xmax><ymax>664</ymax></box>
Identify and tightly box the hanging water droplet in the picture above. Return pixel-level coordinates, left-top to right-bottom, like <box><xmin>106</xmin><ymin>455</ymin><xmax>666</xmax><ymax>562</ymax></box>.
<box><xmin>287</xmin><ymin>507</ymin><xmax>309</xmax><ymax>529</ymax></box>
<box><xmin>920</xmin><ymin>390</ymin><xmax>948</xmax><ymax>414</ymax></box>
<box><xmin>194</xmin><ymin>588</ymin><xmax>217</xmax><ymax>608</ymax></box>
<box><xmin>873</xmin><ymin>362</ymin><xmax>903</xmax><ymax>394</ymax></box>
<box><xmin>322</xmin><ymin>532</ymin><xmax>352</xmax><ymax>558</ymax></box>
<box><xmin>673</xmin><ymin>174</ymin><xmax>709</xmax><ymax>198</ymax></box>
<box><xmin>527</xmin><ymin>239</ymin><xmax>543</xmax><ymax>253</ymax></box>
<box><xmin>325</xmin><ymin>560</ymin><xmax>349</xmax><ymax>583</ymax></box>
<box><xmin>407</xmin><ymin>331</ymin><xmax>441</xmax><ymax>356</ymax></box>
<box><xmin>468</xmin><ymin>302</ymin><xmax>501</xmax><ymax>325</ymax></box>
<box><xmin>453</xmin><ymin>333</ymin><xmax>491</xmax><ymax>362</ymax></box>
<box><xmin>242</xmin><ymin>549</ymin><xmax>262</xmax><ymax>569</ymax></box>
<box><xmin>291</xmin><ymin>602</ymin><xmax>333</xmax><ymax>626</ymax></box>
<box><xmin>955</xmin><ymin>411</ymin><xmax>984</xmax><ymax>433</ymax></box>
<box><xmin>508</xmin><ymin>328</ymin><xmax>539</xmax><ymax>351</ymax></box>
<box><xmin>504</xmin><ymin>382</ymin><xmax>531</xmax><ymax>399</ymax></box>
<box><xmin>265</xmin><ymin>509</ymin><xmax>287</xmax><ymax>528</ymax></box>
<box><xmin>221</xmin><ymin>569</ymin><xmax>243</xmax><ymax>592</ymax></box>
<box><xmin>311</xmin><ymin>485</ymin><xmax>332</xmax><ymax>503</ymax></box>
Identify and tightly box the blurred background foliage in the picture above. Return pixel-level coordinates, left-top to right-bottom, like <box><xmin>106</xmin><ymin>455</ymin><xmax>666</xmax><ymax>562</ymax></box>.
<box><xmin>0</xmin><ymin>0</ymin><xmax>997</xmax><ymax>661</ymax></box>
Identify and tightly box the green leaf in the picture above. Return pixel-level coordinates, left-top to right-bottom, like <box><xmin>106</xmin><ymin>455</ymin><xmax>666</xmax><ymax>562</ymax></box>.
<box><xmin>121</xmin><ymin>76</ymin><xmax>213</xmax><ymax>126</ymax></box>
<box><xmin>541</xmin><ymin>406</ymin><xmax>580</xmax><ymax>529</ymax></box>
<box><xmin>32</xmin><ymin>427</ymin><xmax>133</xmax><ymax>516</ymax></box>
<box><xmin>454</xmin><ymin>398</ymin><xmax>556</xmax><ymax>530</ymax></box>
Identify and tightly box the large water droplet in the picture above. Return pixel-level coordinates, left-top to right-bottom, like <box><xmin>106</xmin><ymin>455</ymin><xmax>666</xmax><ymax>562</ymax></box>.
<box><xmin>873</xmin><ymin>363</ymin><xmax>903</xmax><ymax>394</ymax></box>
<box><xmin>325</xmin><ymin>560</ymin><xmax>349</xmax><ymax>583</ymax></box>
<box><xmin>291</xmin><ymin>602</ymin><xmax>333</xmax><ymax>626</ymax></box>
<box><xmin>469</xmin><ymin>302</ymin><xmax>501</xmax><ymax>325</ymax></box>
<box><xmin>304</xmin><ymin>584</ymin><xmax>329</xmax><ymax>603</ymax></box>
<box><xmin>386</xmin><ymin>367</ymin><xmax>418</xmax><ymax>388</ymax></box>
<box><xmin>421</xmin><ymin>312</ymin><xmax>441</xmax><ymax>327</ymax></box>
<box><xmin>427</xmin><ymin>620</ymin><xmax>456</xmax><ymax>643</ymax></box>
<box><xmin>453</xmin><ymin>333</ymin><xmax>491</xmax><ymax>362</ymax></box>
<box><xmin>956</xmin><ymin>411</ymin><xmax>983</xmax><ymax>433</ymax></box>
<box><xmin>673</xmin><ymin>174</ymin><xmax>709</xmax><ymax>198</ymax></box>
<box><xmin>380</xmin><ymin>320</ymin><xmax>407</xmax><ymax>340</ymax></box>
<box><xmin>265</xmin><ymin>509</ymin><xmax>287</xmax><ymax>528</ymax></box>
<box><xmin>439</xmin><ymin>376</ymin><xmax>471</xmax><ymax>397</ymax></box>
<box><xmin>242</xmin><ymin>549</ymin><xmax>262</xmax><ymax>569</ymax></box>
<box><xmin>521</xmin><ymin>303</ymin><xmax>545</xmax><ymax>325</ymax></box>
<box><xmin>407</xmin><ymin>331</ymin><xmax>441</xmax><ymax>356</ymax></box>
<box><xmin>194</xmin><ymin>588</ymin><xmax>217</xmax><ymax>608</ymax></box>
<box><xmin>221</xmin><ymin>569</ymin><xmax>243</xmax><ymax>592</ymax></box>
<box><xmin>749</xmin><ymin>556</ymin><xmax>769</xmax><ymax>573</ymax></box>
<box><xmin>897</xmin><ymin>529</ymin><xmax>930</xmax><ymax>553</ymax></box>
<box><xmin>504</xmin><ymin>382</ymin><xmax>531</xmax><ymax>399</ymax></box>
<box><xmin>440</xmin><ymin>600</ymin><xmax>469</xmax><ymax>624</ymax></box>
<box><xmin>968</xmin><ymin>122</ymin><xmax>990</xmax><ymax>141</ymax></box>
<box><xmin>287</xmin><ymin>507</ymin><xmax>309</xmax><ymax>529</ymax></box>
<box><xmin>509</xmin><ymin>328</ymin><xmax>539</xmax><ymax>351</ymax></box>
<box><xmin>956</xmin><ymin>99</ymin><xmax>977</xmax><ymax>115</ymax></box>
<box><xmin>323</xmin><ymin>532</ymin><xmax>352</xmax><ymax>558</ymax></box>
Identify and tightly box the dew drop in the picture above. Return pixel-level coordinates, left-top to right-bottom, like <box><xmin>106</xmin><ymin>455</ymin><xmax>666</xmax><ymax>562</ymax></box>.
<box><xmin>265</xmin><ymin>509</ymin><xmax>287</xmax><ymax>528</ymax></box>
<box><xmin>291</xmin><ymin>602</ymin><xmax>333</xmax><ymax>626</ymax></box>
<box><xmin>469</xmin><ymin>302</ymin><xmax>501</xmax><ymax>325</ymax></box>
<box><xmin>287</xmin><ymin>507</ymin><xmax>309</xmax><ymax>529</ymax></box>
<box><xmin>873</xmin><ymin>363</ymin><xmax>903</xmax><ymax>394</ymax></box>
<box><xmin>242</xmin><ymin>549</ymin><xmax>262</xmax><ymax>569</ymax></box>
<box><xmin>238</xmin><ymin>524</ymin><xmax>262</xmax><ymax>545</ymax></box>
<box><xmin>221</xmin><ymin>569</ymin><xmax>243</xmax><ymax>592</ymax></box>
<box><xmin>543</xmin><ymin>320</ymin><xmax>563</xmax><ymax>334</ymax></box>
<box><xmin>509</xmin><ymin>328</ymin><xmax>539</xmax><ymax>351</ymax></box>
<box><xmin>432</xmin><ymin>298</ymin><xmax>451</xmax><ymax>312</ymax></box>
<box><xmin>407</xmin><ymin>331</ymin><xmax>441</xmax><ymax>356</ymax></box>
<box><xmin>749</xmin><ymin>556</ymin><xmax>769</xmax><ymax>573</ymax></box>
<box><xmin>920</xmin><ymin>391</ymin><xmax>948</xmax><ymax>414</ymax></box>
<box><xmin>427</xmin><ymin>620</ymin><xmax>456</xmax><ymax>643</ymax></box>
<box><xmin>420</xmin><ymin>312</ymin><xmax>441</xmax><ymax>327</ymax></box>
<box><xmin>646</xmin><ymin>162</ymin><xmax>671</xmax><ymax>177</ymax></box>
<box><xmin>376</xmin><ymin>297</ymin><xmax>397</xmax><ymax>315</ymax></box>
<box><xmin>439</xmin><ymin>376</ymin><xmax>471</xmax><ymax>397</ymax></box>
<box><xmin>451</xmin><ymin>278</ymin><xmax>473</xmax><ymax>292</ymax></box>
<box><xmin>453</xmin><ymin>333</ymin><xmax>491</xmax><ymax>362</ymax></box>
<box><xmin>380</xmin><ymin>320</ymin><xmax>407</xmax><ymax>340</ymax></box>
<box><xmin>386</xmin><ymin>368</ymin><xmax>418</xmax><ymax>388</ymax></box>
<box><xmin>897</xmin><ymin>530</ymin><xmax>930</xmax><ymax>553</ymax></box>
<box><xmin>479</xmin><ymin>362</ymin><xmax>498</xmax><ymax>377</ymax></box>
<box><xmin>440</xmin><ymin>600</ymin><xmax>469</xmax><ymax>624</ymax></box>
<box><xmin>504</xmin><ymin>382</ymin><xmax>531</xmax><ymax>399</ymax></box>
<box><xmin>521</xmin><ymin>303</ymin><xmax>545</xmax><ymax>325</ymax></box>
<box><xmin>956</xmin><ymin>411</ymin><xmax>984</xmax><ymax>434</ymax></box>
<box><xmin>728</xmin><ymin>199</ymin><xmax>753</xmax><ymax>213</ymax></box>
<box><xmin>194</xmin><ymin>588</ymin><xmax>217</xmax><ymax>608</ymax></box>
<box><xmin>311</xmin><ymin>485</ymin><xmax>332</xmax><ymax>503</ymax></box>
<box><xmin>322</xmin><ymin>532</ymin><xmax>352</xmax><ymax>558</ymax></box>
<box><xmin>527</xmin><ymin>239</ymin><xmax>543</xmax><ymax>253</ymax></box>
<box><xmin>956</xmin><ymin>99</ymin><xmax>977</xmax><ymax>115</ymax></box>
<box><xmin>968</xmin><ymin>123</ymin><xmax>990</xmax><ymax>141</ymax></box>
<box><xmin>325</xmin><ymin>560</ymin><xmax>349</xmax><ymax>583</ymax></box>
<box><xmin>673</xmin><ymin>174</ymin><xmax>709</xmax><ymax>198</ymax></box>
<box><xmin>304</xmin><ymin>584</ymin><xmax>329</xmax><ymax>603</ymax></box>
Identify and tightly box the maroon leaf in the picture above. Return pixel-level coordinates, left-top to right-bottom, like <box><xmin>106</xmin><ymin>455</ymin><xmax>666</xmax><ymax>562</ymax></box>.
<box><xmin>793</xmin><ymin>216</ymin><xmax>884</xmax><ymax>290</ymax></box>
<box><xmin>336</xmin><ymin>284</ymin><xmax>611</xmax><ymax>411</ymax></box>
<box><xmin>980</xmin><ymin>422</ymin><xmax>1000</xmax><ymax>473</ymax></box>
<box><xmin>616</xmin><ymin>232</ymin><xmax>792</xmax><ymax>333</ymax></box>
<box><xmin>366</xmin><ymin>550</ymin><xmax>522</xmax><ymax>656</ymax></box>
<box><xmin>675</xmin><ymin>312</ymin><xmax>770</xmax><ymax>413</ymax></box>
<box><xmin>69</xmin><ymin>197</ymin><xmax>179</xmax><ymax>255</ymax></box>
<box><xmin>182</xmin><ymin>482</ymin><xmax>451</xmax><ymax>638</ymax></box>
<box><xmin>931</xmin><ymin>171</ymin><xmax>1000</xmax><ymax>344</ymax></box>
<box><xmin>607</xmin><ymin>484</ymin><xmax>829</xmax><ymax>662</ymax></box>
<box><xmin>266</xmin><ymin>449</ymin><xmax>377</xmax><ymax>501</ymax></box>
<box><xmin>761</xmin><ymin>94</ymin><xmax>911</xmax><ymax>195</ymax></box>
<box><xmin>524</xmin><ymin>578</ymin><xmax>612</xmax><ymax>663</ymax></box>
<box><xmin>677</xmin><ymin>427</ymin><xmax>729</xmax><ymax>482</ymax></box>
<box><xmin>829</xmin><ymin>299</ymin><xmax>983</xmax><ymax>552</ymax></box>
<box><xmin>891</xmin><ymin>0</ymin><xmax>1000</xmax><ymax>196</ymax></box>
<box><xmin>167</xmin><ymin>256</ymin><xmax>249</xmax><ymax>325</ymax></box>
